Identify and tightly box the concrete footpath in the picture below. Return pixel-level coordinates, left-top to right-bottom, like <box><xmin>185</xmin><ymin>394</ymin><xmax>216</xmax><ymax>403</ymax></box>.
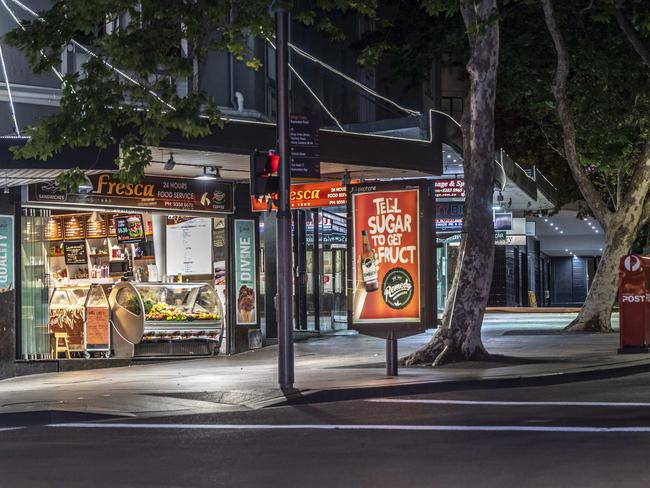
<box><xmin>1</xmin><ymin>312</ymin><xmax>647</xmax><ymax>420</ymax></box>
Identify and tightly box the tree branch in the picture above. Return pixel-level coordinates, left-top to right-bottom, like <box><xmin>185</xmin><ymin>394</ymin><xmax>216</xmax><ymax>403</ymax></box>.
<box><xmin>615</xmin><ymin>10</ymin><xmax>650</xmax><ymax>68</ymax></box>
<box><xmin>541</xmin><ymin>0</ymin><xmax>611</xmax><ymax>229</ymax></box>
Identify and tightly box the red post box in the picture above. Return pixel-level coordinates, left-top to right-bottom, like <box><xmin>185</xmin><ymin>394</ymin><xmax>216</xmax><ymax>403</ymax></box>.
<box><xmin>618</xmin><ymin>254</ymin><xmax>650</xmax><ymax>353</ymax></box>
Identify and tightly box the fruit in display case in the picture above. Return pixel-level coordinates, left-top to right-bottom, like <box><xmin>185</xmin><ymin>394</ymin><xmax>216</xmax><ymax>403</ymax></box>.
<box><xmin>144</xmin><ymin>302</ymin><xmax>220</xmax><ymax>321</ymax></box>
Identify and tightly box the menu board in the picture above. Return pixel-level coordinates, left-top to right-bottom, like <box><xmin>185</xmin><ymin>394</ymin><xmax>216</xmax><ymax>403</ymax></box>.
<box><xmin>86</xmin><ymin>306</ymin><xmax>110</xmax><ymax>348</ymax></box>
<box><xmin>115</xmin><ymin>214</ymin><xmax>146</xmax><ymax>244</ymax></box>
<box><xmin>166</xmin><ymin>217</ymin><xmax>212</xmax><ymax>275</ymax></box>
<box><xmin>85</xmin><ymin>217</ymin><xmax>107</xmax><ymax>238</ymax></box>
<box><xmin>64</xmin><ymin>240</ymin><xmax>88</xmax><ymax>265</ymax></box>
<box><xmin>44</xmin><ymin>217</ymin><xmax>63</xmax><ymax>241</ymax></box>
<box><xmin>63</xmin><ymin>216</ymin><xmax>85</xmax><ymax>240</ymax></box>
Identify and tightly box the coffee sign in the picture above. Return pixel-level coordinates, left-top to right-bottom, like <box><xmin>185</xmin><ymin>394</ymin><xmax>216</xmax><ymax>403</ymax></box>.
<box><xmin>28</xmin><ymin>174</ymin><xmax>234</xmax><ymax>214</ymax></box>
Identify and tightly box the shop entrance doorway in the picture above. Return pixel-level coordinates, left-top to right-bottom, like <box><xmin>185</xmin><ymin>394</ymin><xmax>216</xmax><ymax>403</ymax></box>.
<box><xmin>271</xmin><ymin>208</ymin><xmax>348</xmax><ymax>333</ymax></box>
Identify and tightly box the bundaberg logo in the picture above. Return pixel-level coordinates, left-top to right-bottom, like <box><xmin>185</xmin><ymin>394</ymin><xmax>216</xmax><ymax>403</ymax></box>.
<box><xmin>381</xmin><ymin>268</ymin><xmax>414</xmax><ymax>309</ymax></box>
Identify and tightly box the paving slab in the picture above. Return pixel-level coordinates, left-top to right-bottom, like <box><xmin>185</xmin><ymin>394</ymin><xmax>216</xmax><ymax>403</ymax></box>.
<box><xmin>1</xmin><ymin>312</ymin><xmax>645</xmax><ymax>419</ymax></box>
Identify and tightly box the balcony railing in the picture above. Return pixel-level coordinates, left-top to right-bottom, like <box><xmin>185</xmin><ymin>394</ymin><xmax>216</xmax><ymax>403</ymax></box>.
<box><xmin>534</xmin><ymin>166</ymin><xmax>559</xmax><ymax>204</ymax></box>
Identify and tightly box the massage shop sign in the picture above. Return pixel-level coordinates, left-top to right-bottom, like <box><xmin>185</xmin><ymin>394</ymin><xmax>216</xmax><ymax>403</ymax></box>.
<box><xmin>0</xmin><ymin>216</ymin><xmax>13</xmax><ymax>292</ymax></box>
<box><xmin>348</xmin><ymin>181</ymin><xmax>432</xmax><ymax>338</ymax></box>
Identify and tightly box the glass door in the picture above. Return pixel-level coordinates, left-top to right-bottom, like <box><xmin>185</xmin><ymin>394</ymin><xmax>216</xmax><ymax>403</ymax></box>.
<box><xmin>331</xmin><ymin>248</ymin><xmax>348</xmax><ymax>328</ymax></box>
<box><xmin>21</xmin><ymin>210</ymin><xmax>50</xmax><ymax>359</ymax></box>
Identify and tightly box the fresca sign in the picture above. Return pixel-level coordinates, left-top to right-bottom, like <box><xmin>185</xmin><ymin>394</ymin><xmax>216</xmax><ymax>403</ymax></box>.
<box><xmin>28</xmin><ymin>174</ymin><xmax>235</xmax><ymax>213</ymax></box>
<box><xmin>251</xmin><ymin>181</ymin><xmax>347</xmax><ymax>211</ymax></box>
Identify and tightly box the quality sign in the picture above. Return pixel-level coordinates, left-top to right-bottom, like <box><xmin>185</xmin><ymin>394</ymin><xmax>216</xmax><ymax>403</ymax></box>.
<box><xmin>0</xmin><ymin>216</ymin><xmax>13</xmax><ymax>292</ymax></box>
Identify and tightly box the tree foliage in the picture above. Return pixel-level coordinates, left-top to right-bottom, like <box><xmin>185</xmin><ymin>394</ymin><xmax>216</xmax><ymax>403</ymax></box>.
<box><xmin>4</xmin><ymin>0</ymin><xmax>375</xmax><ymax>187</ymax></box>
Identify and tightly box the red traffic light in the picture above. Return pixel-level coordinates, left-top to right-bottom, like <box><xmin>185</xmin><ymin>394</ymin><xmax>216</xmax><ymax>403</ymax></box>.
<box><xmin>250</xmin><ymin>149</ymin><xmax>280</xmax><ymax>198</ymax></box>
<box><xmin>267</xmin><ymin>152</ymin><xmax>280</xmax><ymax>175</ymax></box>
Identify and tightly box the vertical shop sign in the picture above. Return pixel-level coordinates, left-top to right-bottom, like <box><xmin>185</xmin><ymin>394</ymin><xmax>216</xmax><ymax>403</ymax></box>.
<box><xmin>0</xmin><ymin>216</ymin><xmax>13</xmax><ymax>292</ymax></box>
<box><xmin>234</xmin><ymin>220</ymin><xmax>257</xmax><ymax>325</ymax></box>
<box><xmin>290</xmin><ymin>114</ymin><xmax>320</xmax><ymax>179</ymax></box>
<box><xmin>351</xmin><ymin>186</ymin><xmax>421</xmax><ymax>324</ymax></box>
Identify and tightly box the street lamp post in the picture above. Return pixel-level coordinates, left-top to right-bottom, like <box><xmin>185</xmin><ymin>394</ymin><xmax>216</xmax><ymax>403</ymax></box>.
<box><xmin>275</xmin><ymin>7</ymin><xmax>294</xmax><ymax>390</ymax></box>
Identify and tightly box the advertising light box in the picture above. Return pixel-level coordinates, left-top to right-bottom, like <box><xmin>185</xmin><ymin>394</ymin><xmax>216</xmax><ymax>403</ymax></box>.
<box><xmin>348</xmin><ymin>180</ymin><xmax>435</xmax><ymax>339</ymax></box>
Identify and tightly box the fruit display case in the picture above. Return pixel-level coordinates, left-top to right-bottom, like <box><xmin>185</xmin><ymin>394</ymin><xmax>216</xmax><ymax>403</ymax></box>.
<box><xmin>133</xmin><ymin>282</ymin><xmax>223</xmax><ymax>340</ymax></box>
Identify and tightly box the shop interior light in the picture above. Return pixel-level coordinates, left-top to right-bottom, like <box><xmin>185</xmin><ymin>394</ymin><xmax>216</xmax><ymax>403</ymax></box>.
<box><xmin>195</xmin><ymin>167</ymin><xmax>220</xmax><ymax>181</ymax></box>
<box><xmin>492</xmin><ymin>205</ymin><xmax>502</xmax><ymax>210</ymax></box>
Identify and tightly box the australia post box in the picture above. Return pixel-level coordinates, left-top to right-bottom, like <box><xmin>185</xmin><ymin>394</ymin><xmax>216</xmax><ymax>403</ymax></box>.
<box><xmin>618</xmin><ymin>254</ymin><xmax>650</xmax><ymax>353</ymax></box>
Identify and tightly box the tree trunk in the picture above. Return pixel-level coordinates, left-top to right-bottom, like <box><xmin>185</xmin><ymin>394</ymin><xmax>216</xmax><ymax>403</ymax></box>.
<box><xmin>564</xmin><ymin>223</ymin><xmax>636</xmax><ymax>332</ymax></box>
<box><xmin>543</xmin><ymin>0</ymin><xmax>650</xmax><ymax>333</ymax></box>
<box><xmin>402</xmin><ymin>0</ymin><xmax>498</xmax><ymax>366</ymax></box>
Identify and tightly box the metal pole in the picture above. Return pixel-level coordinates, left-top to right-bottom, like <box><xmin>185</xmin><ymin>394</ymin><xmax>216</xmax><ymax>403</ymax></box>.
<box><xmin>275</xmin><ymin>8</ymin><xmax>294</xmax><ymax>390</ymax></box>
<box><xmin>386</xmin><ymin>330</ymin><xmax>398</xmax><ymax>376</ymax></box>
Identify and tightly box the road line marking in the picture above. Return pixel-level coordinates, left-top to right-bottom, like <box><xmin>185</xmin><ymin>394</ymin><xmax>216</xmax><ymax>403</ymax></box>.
<box><xmin>368</xmin><ymin>399</ymin><xmax>650</xmax><ymax>407</ymax></box>
<box><xmin>0</xmin><ymin>427</ymin><xmax>24</xmax><ymax>432</ymax></box>
<box><xmin>48</xmin><ymin>423</ymin><xmax>650</xmax><ymax>433</ymax></box>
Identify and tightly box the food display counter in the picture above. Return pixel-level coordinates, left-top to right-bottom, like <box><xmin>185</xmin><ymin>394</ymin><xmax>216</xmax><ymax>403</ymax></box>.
<box><xmin>109</xmin><ymin>282</ymin><xmax>224</xmax><ymax>355</ymax></box>
<box><xmin>48</xmin><ymin>283</ymin><xmax>111</xmax><ymax>357</ymax></box>
<box><xmin>49</xmin><ymin>285</ymin><xmax>89</xmax><ymax>353</ymax></box>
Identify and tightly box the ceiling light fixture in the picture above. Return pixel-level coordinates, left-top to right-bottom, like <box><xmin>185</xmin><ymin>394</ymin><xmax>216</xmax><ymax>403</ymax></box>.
<box><xmin>78</xmin><ymin>175</ymin><xmax>94</xmax><ymax>194</ymax></box>
<box><xmin>195</xmin><ymin>166</ymin><xmax>220</xmax><ymax>181</ymax></box>
<box><xmin>164</xmin><ymin>153</ymin><xmax>176</xmax><ymax>171</ymax></box>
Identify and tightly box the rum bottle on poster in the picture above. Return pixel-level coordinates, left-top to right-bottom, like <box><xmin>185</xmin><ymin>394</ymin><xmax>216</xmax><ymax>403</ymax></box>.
<box><xmin>361</xmin><ymin>230</ymin><xmax>379</xmax><ymax>292</ymax></box>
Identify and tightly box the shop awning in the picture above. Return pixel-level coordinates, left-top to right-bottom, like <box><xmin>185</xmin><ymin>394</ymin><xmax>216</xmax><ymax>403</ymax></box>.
<box><xmin>158</xmin><ymin>111</ymin><xmax>443</xmax><ymax>176</ymax></box>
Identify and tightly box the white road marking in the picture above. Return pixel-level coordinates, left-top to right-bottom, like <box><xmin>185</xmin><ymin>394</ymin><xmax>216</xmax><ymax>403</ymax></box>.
<box><xmin>48</xmin><ymin>423</ymin><xmax>650</xmax><ymax>433</ymax></box>
<box><xmin>368</xmin><ymin>399</ymin><xmax>650</xmax><ymax>407</ymax></box>
<box><xmin>0</xmin><ymin>427</ymin><xmax>24</xmax><ymax>432</ymax></box>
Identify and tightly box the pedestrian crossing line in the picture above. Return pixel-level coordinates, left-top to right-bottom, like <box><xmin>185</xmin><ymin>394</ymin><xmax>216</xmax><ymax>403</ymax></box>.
<box><xmin>48</xmin><ymin>423</ymin><xmax>650</xmax><ymax>433</ymax></box>
<box><xmin>368</xmin><ymin>399</ymin><xmax>650</xmax><ymax>407</ymax></box>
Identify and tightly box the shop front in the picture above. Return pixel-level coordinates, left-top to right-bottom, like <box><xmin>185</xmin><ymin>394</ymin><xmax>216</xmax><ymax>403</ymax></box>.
<box><xmin>253</xmin><ymin>181</ymin><xmax>349</xmax><ymax>332</ymax></box>
<box><xmin>18</xmin><ymin>172</ymin><xmax>238</xmax><ymax>363</ymax></box>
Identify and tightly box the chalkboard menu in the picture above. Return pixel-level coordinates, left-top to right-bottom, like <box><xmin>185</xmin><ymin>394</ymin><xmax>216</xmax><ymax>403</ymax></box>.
<box><xmin>115</xmin><ymin>214</ymin><xmax>145</xmax><ymax>244</ymax></box>
<box><xmin>64</xmin><ymin>240</ymin><xmax>88</xmax><ymax>265</ymax></box>
<box><xmin>63</xmin><ymin>216</ymin><xmax>85</xmax><ymax>240</ymax></box>
<box><xmin>85</xmin><ymin>217</ymin><xmax>107</xmax><ymax>238</ymax></box>
<box><xmin>44</xmin><ymin>217</ymin><xmax>63</xmax><ymax>241</ymax></box>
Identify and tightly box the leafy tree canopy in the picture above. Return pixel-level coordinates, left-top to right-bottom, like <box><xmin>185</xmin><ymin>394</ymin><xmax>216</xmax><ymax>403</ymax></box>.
<box><xmin>4</xmin><ymin>0</ymin><xmax>376</xmax><ymax>189</ymax></box>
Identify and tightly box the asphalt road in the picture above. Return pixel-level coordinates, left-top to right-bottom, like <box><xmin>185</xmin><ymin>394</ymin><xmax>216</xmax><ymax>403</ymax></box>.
<box><xmin>4</xmin><ymin>373</ymin><xmax>650</xmax><ymax>488</ymax></box>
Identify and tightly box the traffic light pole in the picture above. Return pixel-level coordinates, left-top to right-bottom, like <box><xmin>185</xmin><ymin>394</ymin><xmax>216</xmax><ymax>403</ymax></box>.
<box><xmin>275</xmin><ymin>8</ymin><xmax>294</xmax><ymax>390</ymax></box>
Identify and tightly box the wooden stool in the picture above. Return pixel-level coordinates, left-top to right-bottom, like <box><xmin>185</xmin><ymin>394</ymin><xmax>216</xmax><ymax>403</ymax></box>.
<box><xmin>51</xmin><ymin>332</ymin><xmax>71</xmax><ymax>359</ymax></box>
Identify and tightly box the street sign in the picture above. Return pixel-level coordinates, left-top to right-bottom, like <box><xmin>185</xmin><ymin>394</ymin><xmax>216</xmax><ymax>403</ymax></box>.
<box><xmin>290</xmin><ymin>114</ymin><xmax>320</xmax><ymax>179</ymax></box>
